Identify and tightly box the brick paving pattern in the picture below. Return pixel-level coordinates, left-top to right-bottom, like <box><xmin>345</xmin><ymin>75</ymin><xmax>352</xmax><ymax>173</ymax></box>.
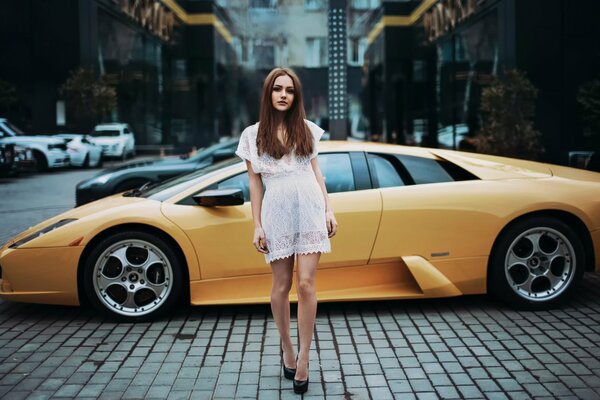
<box><xmin>0</xmin><ymin>273</ymin><xmax>599</xmax><ymax>400</ymax></box>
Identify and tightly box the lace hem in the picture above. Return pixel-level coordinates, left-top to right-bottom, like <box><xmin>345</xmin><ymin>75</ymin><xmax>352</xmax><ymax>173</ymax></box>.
<box><xmin>265</xmin><ymin>244</ymin><xmax>331</xmax><ymax>264</ymax></box>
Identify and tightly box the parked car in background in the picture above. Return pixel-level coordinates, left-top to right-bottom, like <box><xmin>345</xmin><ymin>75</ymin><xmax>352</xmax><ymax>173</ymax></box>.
<box><xmin>90</xmin><ymin>123</ymin><xmax>135</xmax><ymax>160</ymax></box>
<box><xmin>55</xmin><ymin>134</ymin><xmax>103</xmax><ymax>168</ymax></box>
<box><xmin>0</xmin><ymin>142</ymin><xmax>15</xmax><ymax>176</ymax></box>
<box><xmin>75</xmin><ymin>138</ymin><xmax>238</xmax><ymax>206</ymax></box>
<box><xmin>0</xmin><ymin>118</ymin><xmax>69</xmax><ymax>171</ymax></box>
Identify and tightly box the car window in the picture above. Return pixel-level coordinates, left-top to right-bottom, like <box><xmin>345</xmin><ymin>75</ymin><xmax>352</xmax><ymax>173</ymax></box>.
<box><xmin>397</xmin><ymin>154</ymin><xmax>457</xmax><ymax>184</ymax></box>
<box><xmin>366</xmin><ymin>154</ymin><xmax>407</xmax><ymax>188</ymax></box>
<box><xmin>90</xmin><ymin>130</ymin><xmax>120</xmax><ymax>137</ymax></box>
<box><xmin>179</xmin><ymin>152</ymin><xmax>356</xmax><ymax>206</ymax></box>
<box><xmin>210</xmin><ymin>172</ymin><xmax>251</xmax><ymax>201</ymax></box>
<box><xmin>318</xmin><ymin>153</ymin><xmax>355</xmax><ymax>193</ymax></box>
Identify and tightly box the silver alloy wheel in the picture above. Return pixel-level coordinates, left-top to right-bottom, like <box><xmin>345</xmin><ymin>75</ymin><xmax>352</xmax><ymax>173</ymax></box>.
<box><xmin>92</xmin><ymin>239</ymin><xmax>173</xmax><ymax>317</ymax></box>
<box><xmin>504</xmin><ymin>227</ymin><xmax>575</xmax><ymax>302</ymax></box>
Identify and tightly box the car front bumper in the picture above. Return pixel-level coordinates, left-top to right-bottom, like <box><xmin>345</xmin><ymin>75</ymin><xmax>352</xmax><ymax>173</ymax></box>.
<box><xmin>47</xmin><ymin>150</ymin><xmax>70</xmax><ymax>168</ymax></box>
<box><xmin>0</xmin><ymin>245</ymin><xmax>82</xmax><ymax>306</ymax></box>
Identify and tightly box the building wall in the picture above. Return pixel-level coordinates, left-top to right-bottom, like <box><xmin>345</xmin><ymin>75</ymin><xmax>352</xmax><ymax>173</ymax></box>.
<box><xmin>363</xmin><ymin>0</ymin><xmax>600</xmax><ymax>164</ymax></box>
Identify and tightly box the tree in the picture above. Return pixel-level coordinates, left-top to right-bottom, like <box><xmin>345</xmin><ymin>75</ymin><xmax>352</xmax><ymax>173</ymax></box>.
<box><xmin>475</xmin><ymin>69</ymin><xmax>544</xmax><ymax>160</ymax></box>
<box><xmin>60</xmin><ymin>68</ymin><xmax>117</xmax><ymax>130</ymax></box>
<box><xmin>577</xmin><ymin>79</ymin><xmax>600</xmax><ymax>147</ymax></box>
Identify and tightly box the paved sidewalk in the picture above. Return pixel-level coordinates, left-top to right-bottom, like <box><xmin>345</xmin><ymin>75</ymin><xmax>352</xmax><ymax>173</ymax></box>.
<box><xmin>0</xmin><ymin>274</ymin><xmax>599</xmax><ymax>400</ymax></box>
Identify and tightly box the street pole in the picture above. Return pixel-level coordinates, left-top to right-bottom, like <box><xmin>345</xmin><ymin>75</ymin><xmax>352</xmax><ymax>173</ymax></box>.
<box><xmin>328</xmin><ymin>0</ymin><xmax>348</xmax><ymax>140</ymax></box>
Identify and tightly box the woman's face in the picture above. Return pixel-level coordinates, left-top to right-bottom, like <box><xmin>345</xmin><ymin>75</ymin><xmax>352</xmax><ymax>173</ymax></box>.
<box><xmin>271</xmin><ymin>74</ymin><xmax>295</xmax><ymax>113</ymax></box>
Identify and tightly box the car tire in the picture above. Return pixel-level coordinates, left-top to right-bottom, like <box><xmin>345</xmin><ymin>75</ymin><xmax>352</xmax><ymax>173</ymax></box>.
<box><xmin>83</xmin><ymin>230</ymin><xmax>184</xmax><ymax>321</ymax></box>
<box><xmin>488</xmin><ymin>216</ymin><xmax>585</xmax><ymax>310</ymax></box>
<box><xmin>83</xmin><ymin>153</ymin><xmax>90</xmax><ymax>168</ymax></box>
<box><xmin>33</xmin><ymin>151</ymin><xmax>48</xmax><ymax>172</ymax></box>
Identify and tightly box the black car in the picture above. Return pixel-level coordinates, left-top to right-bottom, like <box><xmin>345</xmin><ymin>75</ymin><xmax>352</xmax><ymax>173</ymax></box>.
<box><xmin>76</xmin><ymin>138</ymin><xmax>238</xmax><ymax>206</ymax></box>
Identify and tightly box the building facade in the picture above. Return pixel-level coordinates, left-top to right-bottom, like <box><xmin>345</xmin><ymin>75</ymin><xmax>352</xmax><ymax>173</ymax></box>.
<box><xmin>0</xmin><ymin>0</ymin><xmax>239</xmax><ymax>150</ymax></box>
<box><xmin>363</xmin><ymin>0</ymin><xmax>600</xmax><ymax>164</ymax></box>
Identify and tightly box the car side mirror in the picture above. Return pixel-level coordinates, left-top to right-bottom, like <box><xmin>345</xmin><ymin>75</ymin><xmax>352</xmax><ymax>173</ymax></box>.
<box><xmin>213</xmin><ymin>149</ymin><xmax>235</xmax><ymax>162</ymax></box>
<box><xmin>193</xmin><ymin>188</ymin><xmax>244</xmax><ymax>207</ymax></box>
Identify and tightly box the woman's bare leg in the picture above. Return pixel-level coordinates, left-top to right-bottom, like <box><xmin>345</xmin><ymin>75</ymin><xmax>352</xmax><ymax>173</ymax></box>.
<box><xmin>295</xmin><ymin>252</ymin><xmax>320</xmax><ymax>380</ymax></box>
<box><xmin>270</xmin><ymin>256</ymin><xmax>296</xmax><ymax>368</ymax></box>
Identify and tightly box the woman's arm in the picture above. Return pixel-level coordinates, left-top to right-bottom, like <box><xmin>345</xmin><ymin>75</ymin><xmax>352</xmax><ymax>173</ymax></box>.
<box><xmin>246</xmin><ymin>160</ymin><xmax>268</xmax><ymax>253</ymax></box>
<box><xmin>310</xmin><ymin>157</ymin><xmax>338</xmax><ymax>238</ymax></box>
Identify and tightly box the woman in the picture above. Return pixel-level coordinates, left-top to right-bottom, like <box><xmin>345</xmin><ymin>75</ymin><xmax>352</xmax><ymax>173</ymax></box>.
<box><xmin>235</xmin><ymin>67</ymin><xmax>338</xmax><ymax>394</ymax></box>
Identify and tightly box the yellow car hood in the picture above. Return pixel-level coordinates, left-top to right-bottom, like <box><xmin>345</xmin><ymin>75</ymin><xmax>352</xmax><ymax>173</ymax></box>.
<box><xmin>3</xmin><ymin>195</ymin><xmax>153</xmax><ymax>249</ymax></box>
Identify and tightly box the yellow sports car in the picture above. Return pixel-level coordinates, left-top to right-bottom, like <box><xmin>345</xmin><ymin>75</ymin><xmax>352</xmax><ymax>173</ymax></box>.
<box><xmin>1</xmin><ymin>142</ymin><xmax>599</xmax><ymax>321</ymax></box>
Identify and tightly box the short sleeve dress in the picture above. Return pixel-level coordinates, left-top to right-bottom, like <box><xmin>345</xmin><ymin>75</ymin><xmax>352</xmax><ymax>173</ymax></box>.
<box><xmin>235</xmin><ymin>119</ymin><xmax>331</xmax><ymax>263</ymax></box>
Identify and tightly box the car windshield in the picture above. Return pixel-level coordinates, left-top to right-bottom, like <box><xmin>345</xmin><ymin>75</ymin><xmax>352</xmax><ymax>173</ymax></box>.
<box><xmin>91</xmin><ymin>129</ymin><xmax>120</xmax><ymax>137</ymax></box>
<box><xmin>140</xmin><ymin>158</ymin><xmax>243</xmax><ymax>201</ymax></box>
<box><xmin>4</xmin><ymin>121</ymin><xmax>25</xmax><ymax>135</ymax></box>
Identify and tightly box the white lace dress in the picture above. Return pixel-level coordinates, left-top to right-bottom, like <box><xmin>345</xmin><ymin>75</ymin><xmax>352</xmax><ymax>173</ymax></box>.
<box><xmin>235</xmin><ymin>120</ymin><xmax>331</xmax><ymax>263</ymax></box>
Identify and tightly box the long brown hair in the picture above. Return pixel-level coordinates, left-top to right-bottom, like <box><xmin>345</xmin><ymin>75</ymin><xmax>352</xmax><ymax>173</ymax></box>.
<box><xmin>257</xmin><ymin>67</ymin><xmax>313</xmax><ymax>159</ymax></box>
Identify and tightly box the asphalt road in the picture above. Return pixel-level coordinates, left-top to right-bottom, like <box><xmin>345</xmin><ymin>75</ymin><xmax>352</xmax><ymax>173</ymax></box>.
<box><xmin>0</xmin><ymin>164</ymin><xmax>600</xmax><ymax>399</ymax></box>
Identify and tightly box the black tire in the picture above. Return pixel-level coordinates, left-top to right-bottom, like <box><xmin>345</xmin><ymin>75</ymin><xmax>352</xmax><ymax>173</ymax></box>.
<box><xmin>33</xmin><ymin>151</ymin><xmax>48</xmax><ymax>172</ymax></box>
<box><xmin>488</xmin><ymin>216</ymin><xmax>585</xmax><ymax>310</ymax></box>
<box><xmin>82</xmin><ymin>230</ymin><xmax>184</xmax><ymax>321</ymax></box>
<box><xmin>82</xmin><ymin>153</ymin><xmax>90</xmax><ymax>168</ymax></box>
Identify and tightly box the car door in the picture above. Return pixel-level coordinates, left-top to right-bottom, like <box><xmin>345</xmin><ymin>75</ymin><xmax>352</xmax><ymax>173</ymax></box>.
<box><xmin>166</xmin><ymin>152</ymin><xmax>382</xmax><ymax>280</ymax></box>
<box><xmin>367</xmin><ymin>152</ymin><xmax>496</xmax><ymax>292</ymax></box>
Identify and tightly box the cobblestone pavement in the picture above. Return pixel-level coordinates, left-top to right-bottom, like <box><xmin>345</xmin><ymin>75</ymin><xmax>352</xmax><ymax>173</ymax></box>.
<box><xmin>1</xmin><ymin>164</ymin><xmax>600</xmax><ymax>399</ymax></box>
<box><xmin>0</xmin><ymin>274</ymin><xmax>599</xmax><ymax>400</ymax></box>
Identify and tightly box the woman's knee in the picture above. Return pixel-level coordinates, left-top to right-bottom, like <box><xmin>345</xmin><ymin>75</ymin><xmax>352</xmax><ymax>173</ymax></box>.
<box><xmin>296</xmin><ymin>278</ymin><xmax>315</xmax><ymax>297</ymax></box>
<box><xmin>272</xmin><ymin>280</ymin><xmax>292</xmax><ymax>296</ymax></box>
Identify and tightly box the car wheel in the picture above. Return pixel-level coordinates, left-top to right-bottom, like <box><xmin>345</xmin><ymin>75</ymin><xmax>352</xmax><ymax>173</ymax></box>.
<box><xmin>83</xmin><ymin>153</ymin><xmax>90</xmax><ymax>168</ymax></box>
<box><xmin>83</xmin><ymin>231</ymin><xmax>183</xmax><ymax>321</ymax></box>
<box><xmin>489</xmin><ymin>216</ymin><xmax>585</xmax><ymax>310</ymax></box>
<box><xmin>33</xmin><ymin>151</ymin><xmax>48</xmax><ymax>172</ymax></box>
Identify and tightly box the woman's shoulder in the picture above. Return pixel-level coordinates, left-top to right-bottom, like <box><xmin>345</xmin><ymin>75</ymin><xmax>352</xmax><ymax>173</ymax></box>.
<box><xmin>303</xmin><ymin>119</ymin><xmax>324</xmax><ymax>135</ymax></box>
<box><xmin>241</xmin><ymin>122</ymin><xmax>260</xmax><ymax>137</ymax></box>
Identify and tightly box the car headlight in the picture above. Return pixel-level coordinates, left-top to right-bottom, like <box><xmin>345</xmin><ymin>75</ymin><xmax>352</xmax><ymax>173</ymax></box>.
<box><xmin>9</xmin><ymin>219</ymin><xmax>77</xmax><ymax>249</ymax></box>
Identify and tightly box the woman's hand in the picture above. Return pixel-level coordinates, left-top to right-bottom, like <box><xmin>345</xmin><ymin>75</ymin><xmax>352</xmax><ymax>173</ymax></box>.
<box><xmin>253</xmin><ymin>227</ymin><xmax>269</xmax><ymax>253</ymax></box>
<box><xmin>326</xmin><ymin>210</ymin><xmax>338</xmax><ymax>238</ymax></box>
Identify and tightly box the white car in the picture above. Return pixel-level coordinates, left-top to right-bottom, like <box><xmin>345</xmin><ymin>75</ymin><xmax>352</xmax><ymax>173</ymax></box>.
<box><xmin>55</xmin><ymin>134</ymin><xmax>104</xmax><ymax>168</ymax></box>
<box><xmin>90</xmin><ymin>123</ymin><xmax>136</xmax><ymax>160</ymax></box>
<box><xmin>0</xmin><ymin>118</ymin><xmax>69</xmax><ymax>171</ymax></box>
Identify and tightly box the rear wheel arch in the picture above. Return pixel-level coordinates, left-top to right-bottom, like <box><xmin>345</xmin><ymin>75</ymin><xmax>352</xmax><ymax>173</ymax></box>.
<box><xmin>487</xmin><ymin>210</ymin><xmax>593</xmax><ymax>309</ymax></box>
<box><xmin>488</xmin><ymin>210</ymin><xmax>595</xmax><ymax>278</ymax></box>
<box><xmin>77</xmin><ymin>223</ymin><xmax>190</xmax><ymax>309</ymax></box>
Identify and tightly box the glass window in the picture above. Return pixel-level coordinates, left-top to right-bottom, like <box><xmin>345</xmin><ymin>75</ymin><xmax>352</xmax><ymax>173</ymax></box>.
<box><xmin>254</xmin><ymin>42</ymin><xmax>275</xmax><ymax>69</ymax></box>
<box><xmin>250</xmin><ymin>0</ymin><xmax>276</xmax><ymax>9</ymax></box>
<box><xmin>398</xmin><ymin>155</ymin><xmax>454</xmax><ymax>184</ymax></box>
<box><xmin>305</xmin><ymin>0</ymin><xmax>325</xmax><ymax>10</ymax></box>
<box><xmin>318</xmin><ymin>153</ymin><xmax>355</xmax><ymax>193</ymax></box>
<box><xmin>212</xmin><ymin>172</ymin><xmax>251</xmax><ymax>202</ymax></box>
<box><xmin>367</xmin><ymin>154</ymin><xmax>406</xmax><ymax>188</ymax></box>
<box><xmin>305</xmin><ymin>38</ymin><xmax>328</xmax><ymax>68</ymax></box>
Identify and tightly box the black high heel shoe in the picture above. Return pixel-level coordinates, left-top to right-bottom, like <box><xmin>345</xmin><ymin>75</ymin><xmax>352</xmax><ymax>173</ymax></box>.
<box><xmin>283</xmin><ymin>363</ymin><xmax>296</xmax><ymax>380</ymax></box>
<box><xmin>293</xmin><ymin>356</ymin><xmax>309</xmax><ymax>394</ymax></box>
<box><xmin>282</xmin><ymin>349</ymin><xmax>296</xmax><ymax>380</ymax></box>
